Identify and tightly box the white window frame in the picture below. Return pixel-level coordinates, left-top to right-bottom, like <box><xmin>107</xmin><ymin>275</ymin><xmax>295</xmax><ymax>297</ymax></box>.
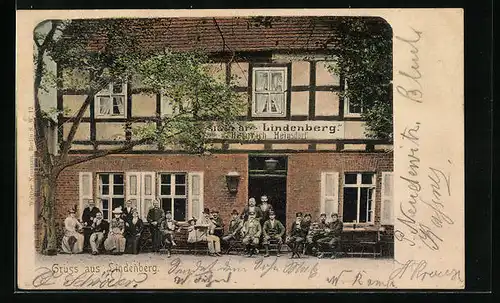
<box><xmin>343</xmin><ymin>80</ymin><xmax>364</xmax><ymax>118</ymax></box>
<box><xmin>94</xmin><ymin>82</ymin><xmax>127</xmax><ymax>118</ymax></box>
<box><xmin>97</xmin><ymin>172</ymin><xmax>125</xmax><ymax>220</ymax></box>
<box><xmin>158</xmin><ymin>172</ymin><xmax>188</xmax><ymax>222</ymax></box>
<box><xmin>343</xmin><ymin>172</ymin><xmax>376</xmax><ymax>224</ymax></box>
<box><xmin>251</xmin><ymin>66</ymin><xmax>288</xmax><ymax>118</ymax></box>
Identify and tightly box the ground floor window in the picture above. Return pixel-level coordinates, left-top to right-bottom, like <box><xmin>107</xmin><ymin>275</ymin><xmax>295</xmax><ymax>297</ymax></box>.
<box><xmin>159</xmin><ymin>173</ymin><xmax>188</xmax><ymax>221</ymax></box>
<box><xmin>343</xmin><ymin>172</ymin><xmax>375</xmax><ymax>224</ymax></box>
<box><xmin>98</xmin><ymin>173</ymin><xmax>125</xmax><ymax>220</ymax></box>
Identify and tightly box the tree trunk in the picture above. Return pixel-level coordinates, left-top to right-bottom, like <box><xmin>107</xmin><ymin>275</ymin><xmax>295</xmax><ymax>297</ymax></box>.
<box><xmin>40</xmin><ymin>172</ymin><xmax>58</xmax><ymax>255</ymax></box>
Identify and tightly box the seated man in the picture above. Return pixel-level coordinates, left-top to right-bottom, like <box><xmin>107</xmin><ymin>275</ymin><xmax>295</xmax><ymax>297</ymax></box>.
<box><xmin>89</xmin><ymin>211</ymin><xmax>109</xmax><ymax>255</ymax></box>
<box><xmin>262</xmin><ymin>210</ymin><xmax>285</xmax><ymax>257</ymax></box>
<box><xmin>81</xmin><ymin>199</ymin><xmax>100</xmax><ymax>251</ymax></box>
<box><xmin>61</xmin><ymin>209</ymin><xmax>84</xmax><ymax>254</ymax></box>
<box><xmin>305</xmin><ymin>213</ymin><xmax>328</xmax><ymax>255</ymax></box>
<box><xmin>195</xmin><ymin>208</ymin><xmax>222</xmax><ymax>257</ymax></box>
<box><xmin>222</xmin><ymin>209</ymin><xmax>243</xmax><ymax>249</ymax></box>
<box><xmin>317</xmin><ymin>213</ymin><xmax>344</xmax><ymax>259</ymax></box>
<box><xmin>241</xmin><ymin>211</ymin><xmax>262</xmax><ymax>257</ymax></box>
<box><xmin>159</xmin><ymin>210</ymin><xmax>180</xmax><ymax>257</ymax></box>
<box><xmin>125</xmin><ymin>209</ymin><xmax>144</xmax><ymax>254</ymax></box>
<box><xmin>210</xmin><ymin>210</ymin><xmax>225</xmax><ymax>239</ymax></box>
<box><xmin>104</xmin><ymin>207</ymin><xmax>127</xmax><ymax>255</ymax></box>
<box><xmin>286</xmin><ymin>212</ymin><xmax>306</xmax><ymax>258</ymax></box>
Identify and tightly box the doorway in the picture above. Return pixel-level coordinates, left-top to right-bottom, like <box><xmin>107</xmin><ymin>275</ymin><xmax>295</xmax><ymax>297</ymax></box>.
<box><xmin>248</xmin><ymin>155</ymin><xmax>288</xmax><ymax>227</ymax></box>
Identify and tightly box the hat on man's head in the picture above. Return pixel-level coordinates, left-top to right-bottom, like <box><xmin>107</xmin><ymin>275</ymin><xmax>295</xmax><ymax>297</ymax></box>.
<box><xmin>295</xmin><ymin>212</ymin><xmax>303</xmax><ymax>217</ymax></box>
<box><xmin>261</xmin><ymin>195</ymin><xmax>268</xmax><ymax>202</ymax></box>
<box><xmin>231</xmin><ymin>209</ymin><xmax>239</xmax><ymax>215</ymax></box>
<box><xmin>203</xmin><ymin>208</ymin><xmax>210</xmax><ymax>214</ymax></box>
<box><xmin>269</xmin><ymin>210</ymin><xmax>275</xmax><ymax>216</ymax></box>
<box><xmin>112</xmin><ymin>207</ymin><xmax>123</xmax><ymax>214</ymax></box>
<box><xmin>188</xmin><ymin>217</ymin><xmax>197</xmax><ymax>224</ymax></box>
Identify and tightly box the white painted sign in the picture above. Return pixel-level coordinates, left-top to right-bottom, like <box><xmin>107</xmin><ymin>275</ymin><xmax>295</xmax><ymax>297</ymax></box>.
<box><xmin>208</xmin><ymin>121</ymin><xmax>345</xmax><ymax>141</ymax></box>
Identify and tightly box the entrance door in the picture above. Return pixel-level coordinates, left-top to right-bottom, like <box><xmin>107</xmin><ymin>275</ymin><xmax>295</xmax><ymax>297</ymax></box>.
<box><xmin>248</xmin><ymin>176</ymin><xmax>287</xmax><ymax>227</ymax></box>
<box><xmin>248</xmin><ymin>155</ymin><xmax>288</xmax><ymax>227</ymax></box>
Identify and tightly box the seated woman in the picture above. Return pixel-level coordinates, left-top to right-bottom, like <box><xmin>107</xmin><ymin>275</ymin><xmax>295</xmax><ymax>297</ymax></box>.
<box><xmin>61</xmin><ymin>209</ymin><xmax>84</xmax><ymax>254</ymax></box>
<box><xmin>104</xmin><ymin>207</ymin><xmax>127</xmax><ymax>255</ymax></box>
<box><xmin>124</xmin><ymin>209</ymin><xmax>143</xmax><ymax>254</ymax></box>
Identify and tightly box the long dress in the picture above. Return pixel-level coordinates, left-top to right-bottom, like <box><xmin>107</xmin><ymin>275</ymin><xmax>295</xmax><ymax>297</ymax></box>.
<box><xmin>61</xmin><ymin>217</ymin><xmax>84</xmax><ymax>254</ymax></box>
<box><xmin>125</xmin><ymin>218</ymin><xmax>144</xmax><ymax>254</ymax></box>
<box><xmin>104</xmin><ymin>218</ymin><xmax>126</xmax><ymax>253</ymax></box>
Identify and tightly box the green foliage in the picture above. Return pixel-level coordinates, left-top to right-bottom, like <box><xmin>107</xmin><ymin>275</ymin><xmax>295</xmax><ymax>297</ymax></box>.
<box><xmin>326</xmin><ymin>18</ymin><xmax>393</xmax><ymax>141</ymax></box>
<box><xmin>130</xmin><ymin>50</ymin><xmax>247</xmax><ymax>152</ymax></box>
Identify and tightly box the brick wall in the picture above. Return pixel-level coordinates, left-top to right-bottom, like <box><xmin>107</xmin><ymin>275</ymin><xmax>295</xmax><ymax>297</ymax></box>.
<box><xmin>42</xmin><ymin>151</ymin><xmax>393</xmax><ymax>245</ymax></box>
<box><xmin>53</xmin><ymin>154</ymin><xmax>249</xmax><ymax>230</ymax></box>
<box><xmin>286</xmin><ymin>152</ymin><xmax>394</xmax><ymax>228</ymax></box>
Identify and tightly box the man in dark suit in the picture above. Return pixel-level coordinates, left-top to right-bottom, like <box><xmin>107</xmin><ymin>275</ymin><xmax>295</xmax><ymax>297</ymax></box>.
<box><xmin>89</xmin><ymin>211</ymin><xmax>109</xmax><ymax>255</ymax></box>
<box><xmin>147</xmin><ymin>199</ymin><xmax>165</xmax><ymax>252</ymax></box>
<box><xmin>262</xmin><ymin>210</ymin><xmax>285</xmax><ymax>257</ymax></box>
<box><xmin>81</xmin><ymin>199</ymin><xmax>101</xmax><ymax>250</ymax></box>
<box><xmin>241</xmin><ymin>198</ymin><xmax>263</xmax><ymax>222</ymax></box>
<box><xmin>211</xmin><ymin>210</ymin><xmax>225</xmax><ymax>239</ymax></box>
<box><xmin>122</xmin><ymin>199</ymin><xmax>135</xmax><ymax>223</ymax></box>
<box><xmin>317</xmin><ymin>213</ymin><xmax>344</xmax><ymax>259</ymax></box>
<box><xmin>286</xmin><ymin>212</ymin><xmax>306</xmax><ymax>258</ymax></box>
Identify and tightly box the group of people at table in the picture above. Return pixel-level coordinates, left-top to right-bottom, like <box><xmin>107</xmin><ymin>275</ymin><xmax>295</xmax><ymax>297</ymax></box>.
<box><xmin>61</xmin><ymin>195</ymin><xmax>344</xmax><ymax>259</ymax></box>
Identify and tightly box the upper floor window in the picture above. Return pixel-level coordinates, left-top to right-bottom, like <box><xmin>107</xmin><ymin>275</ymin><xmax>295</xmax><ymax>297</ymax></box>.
<box><xmin>95</xmin><ymin>83</ymin><xmax>127</xmax><ymax>118</ymax></box>
<box><xmin>252</xmin><ymin>67</ymin><xmax>287</xmax><ymax>118</ymax></box>
<box><xmin>344</xmin><ymin>80</ymin><xmax>364</xmax><ymax>117</ymax></box>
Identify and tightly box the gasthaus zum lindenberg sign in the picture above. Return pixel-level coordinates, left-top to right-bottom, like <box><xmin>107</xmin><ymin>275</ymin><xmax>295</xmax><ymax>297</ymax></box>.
<box><xmin>208</xmin><ymin>121</ymin><xmax>345</xmax><ymax>141</ymax></box>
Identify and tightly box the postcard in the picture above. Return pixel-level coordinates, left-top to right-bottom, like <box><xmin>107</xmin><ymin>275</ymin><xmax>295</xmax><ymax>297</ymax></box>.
<box><xmin>16</xmin><ymin>8</ymin><xmax>464</xmax><ymax>289</ymax></box>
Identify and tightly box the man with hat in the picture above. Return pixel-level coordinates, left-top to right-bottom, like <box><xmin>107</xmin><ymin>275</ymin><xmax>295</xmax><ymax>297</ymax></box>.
<box><xmin>81</xmin><ymin>199</ymin><xmax>101</xmax><ymax>251</ymax></box>
<box><xmin>286</xmin><ymin>212</ymin><xmax>306</xmax><ymax>258</ymax></box>
<box><xmin>61</xmin><ymin>208</ymin><xmax>84</xmax><ymax>254</ymax></box>
<box><xmin>241</xmin><ymin>197</ymin><xmax>263</xmax><ymax>222</ymax></box>
<box><xmin>147</xmin><ymin>199</ymin><xmax>165</xmax><ymax>252</ymax></box>
<box><xmin>222</xmin><ymin>209</ymin><xmax>243</xmax><ymax>252</ymax></box>
<box><xmin>317</xmin><ymin>213</ymin><xmax>344</xmax><ymax>259</ymax></box>
<box><xmin>262</xmin><ymin>210</ymin><xmax>285</xmax><ymax>257</ymax></box>
<box><xmin>241</xmin><ymin>210</ymin><xmax>262</xmax><ymax>257</ymax></box>
<box><xmin>210</xmin><ymin>210</ymin><xmax>225</xmax><ymax>239</ymax></box>
<box><xmin>159</xmin><ymin>210</ymin><xmax>181</xmax><ymax>257</ymax></box>
<box><xmin>305</xmin><ymin>213</ymin><xmax>329</xmax><ymax>255</ymax></box>
<box><xmin>104</xmin><ymin>207</ymin><xmax>127</xmax><ymax>254</ymax></box>
<box><xmin>196</xmin><ymin>208</ymin><xmax>222</xmax><ymax>256</ymax></box>
<box><xmin>258</xmin><ymin>195</ymin><xmax>274</xmax><ymax>223</ymax></box>
<box><xmin>121</xmin><ymin>199</ymin><xmax>135</xmax><ymax>224</ymax></box>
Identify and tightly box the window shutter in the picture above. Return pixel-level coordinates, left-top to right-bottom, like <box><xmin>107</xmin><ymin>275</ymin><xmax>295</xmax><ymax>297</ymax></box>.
<box><xmin>381</xmin><ymin>172</ymin><xmax>394</xmax><ymax>225</ymax></box>
<box><xmin>79</xmin><ymin>172</ymin><xmax>93</xmax><ymax>217</ymax></box>
<box><xmin>125</xmin><ymin>172</ymin><xmax>141</xmax><ymax>215</ymax></box>
<box><xmin>188</xmin><ymin>172</ymin><xmax>204</xmax><ymax>219</ymax></box>
<box><xmin>320</xmin><ymin>172</ymin><xmax>339</xmax><ymax>216</ymax></box>
<box><xmin>141</xmin><ymin>172</ymin><xmax>156</xmax><ymax>220</ymax></box>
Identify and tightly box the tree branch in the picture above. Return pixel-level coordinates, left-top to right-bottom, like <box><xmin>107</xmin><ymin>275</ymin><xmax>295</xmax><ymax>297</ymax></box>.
<box><xmin>60</xmin><ymin>130</ymin><xmax>182</xmax><ymax>170</ymax></box>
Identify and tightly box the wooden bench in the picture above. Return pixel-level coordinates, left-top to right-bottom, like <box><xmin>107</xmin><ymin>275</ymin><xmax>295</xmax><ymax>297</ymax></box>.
<box><xmin>168</xmin><ymin>227</ymin><xmax>209</xmax><ymax>255</ymax></box>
